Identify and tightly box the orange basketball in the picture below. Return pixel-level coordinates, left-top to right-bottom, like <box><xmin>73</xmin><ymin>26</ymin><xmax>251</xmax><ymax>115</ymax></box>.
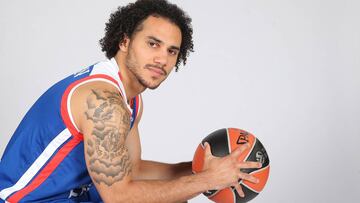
<box><xmin>192</xmin><ymin>128</ymin><xmax>270</xmax><ymax>203</ymax></box>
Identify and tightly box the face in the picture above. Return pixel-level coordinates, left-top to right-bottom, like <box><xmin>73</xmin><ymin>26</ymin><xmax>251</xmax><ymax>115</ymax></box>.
<box><xmin>123</xmin><ymin>15</ymin><xmax>182</xmax><ymax>89</ymax></box>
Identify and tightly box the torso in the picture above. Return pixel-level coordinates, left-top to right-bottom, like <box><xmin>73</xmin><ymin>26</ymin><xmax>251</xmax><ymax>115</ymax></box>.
<box><xmin>0</xmin><ymin>58</ymin><xmax>141</xmax><ymax>202</ymax></box>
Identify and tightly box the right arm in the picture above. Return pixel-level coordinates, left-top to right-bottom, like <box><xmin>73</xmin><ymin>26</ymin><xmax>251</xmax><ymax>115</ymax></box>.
<box><xmin>71</xmin><ymin>82</ymin><xmax>260</xmax><ymax>203</ymax></box>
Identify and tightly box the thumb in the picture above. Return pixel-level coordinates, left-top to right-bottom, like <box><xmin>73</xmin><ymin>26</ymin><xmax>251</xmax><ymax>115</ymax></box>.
<box><xmin>203</xmin><ymin>142</ymin><xmax>213</xmax><ymax>157</ymax></box>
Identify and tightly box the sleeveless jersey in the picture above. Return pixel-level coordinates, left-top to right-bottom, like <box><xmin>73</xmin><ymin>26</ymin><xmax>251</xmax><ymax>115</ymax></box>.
<box><xmin>0</xmin><ymin>58</ymin><xmax>141</xmax><ymax>202</ymax></box>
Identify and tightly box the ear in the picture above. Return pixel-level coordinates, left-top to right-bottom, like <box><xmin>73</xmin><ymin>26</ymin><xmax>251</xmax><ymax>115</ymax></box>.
<box><xmin>119</xmin><ymin>35</ymin><xmax>130</xmax><ymax>52</ymax></box>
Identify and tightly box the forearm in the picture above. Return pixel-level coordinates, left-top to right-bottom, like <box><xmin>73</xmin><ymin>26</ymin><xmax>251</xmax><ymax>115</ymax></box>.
<box><xmin>110</xmin><ymin>172</ymin><xmax>210</xmax><ymax>203</ymax></box>
<box><xmin>136</xmin><ymin>160</ymin><xmax>192</xmax><ymax>180</ymax></box>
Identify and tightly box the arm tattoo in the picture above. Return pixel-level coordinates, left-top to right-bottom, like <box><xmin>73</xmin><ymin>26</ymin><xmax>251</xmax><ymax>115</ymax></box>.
<box><xmin>85</xmin><ymin>89</ymin><xmax>132</xmax><ymax>186</ymax></box>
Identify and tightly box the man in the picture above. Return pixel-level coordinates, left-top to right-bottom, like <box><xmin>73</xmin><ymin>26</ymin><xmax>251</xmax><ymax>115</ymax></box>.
<box><xmin>0</xmin><ymin>0</ymin><xmax>261</xmax><ymax>202</ymax></box>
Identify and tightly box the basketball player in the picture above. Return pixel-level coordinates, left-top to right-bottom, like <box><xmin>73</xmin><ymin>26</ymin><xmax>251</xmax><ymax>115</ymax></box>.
<box><xmin>0</xmin><ymin>0</ymin><xmax>262</xmax><ymax>202</ymax></box>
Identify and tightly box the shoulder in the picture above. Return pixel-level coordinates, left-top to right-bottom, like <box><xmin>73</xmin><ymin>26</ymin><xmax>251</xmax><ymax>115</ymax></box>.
<box><xmin>70</xmin><ymin>81</ymin><xmax>130</xmax><ymax>135</ymax></box>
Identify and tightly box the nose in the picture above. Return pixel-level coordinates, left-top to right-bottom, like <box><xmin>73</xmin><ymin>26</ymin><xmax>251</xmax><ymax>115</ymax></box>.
<box><xmin>153</xmin><ymin>50</ymin><xmax>168</xmax><ymax>66</ymax></box>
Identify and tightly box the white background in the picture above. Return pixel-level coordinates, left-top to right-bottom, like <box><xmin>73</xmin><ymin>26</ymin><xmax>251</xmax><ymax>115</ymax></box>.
<box><xmin>1</xmin><ymin>0</ymin><xmax>359</xmax><ymax>202</ymax></box>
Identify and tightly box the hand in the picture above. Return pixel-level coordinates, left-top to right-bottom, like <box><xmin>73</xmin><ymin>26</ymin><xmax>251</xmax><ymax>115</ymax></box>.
<box><xmin>202</xmin><ymin>142</ymin><xmax>262</xmax><ymax>197</ymax></box>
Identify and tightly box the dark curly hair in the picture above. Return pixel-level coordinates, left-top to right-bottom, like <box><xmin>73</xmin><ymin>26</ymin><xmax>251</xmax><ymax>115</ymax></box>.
<box><xmin>99</xmin><ymin>0</ymin><xmax>194</xmax><ymax>71</ymax></box>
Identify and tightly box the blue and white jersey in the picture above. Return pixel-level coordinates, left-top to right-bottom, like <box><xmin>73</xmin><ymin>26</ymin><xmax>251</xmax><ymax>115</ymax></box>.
<box><xmin>0</xmin><ymin>58</ymin><xmax>141</xmax><ymax>202</ymax></box>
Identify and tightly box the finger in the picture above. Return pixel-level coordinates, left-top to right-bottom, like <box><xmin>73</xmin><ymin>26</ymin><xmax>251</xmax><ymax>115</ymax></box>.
<box><xmin>231</xmin><ymin>143</ymin><xmax>250</xmax><ymax>157</ymax></box>
<box><xmin>237</xmin><ymin>161</ymin><xmax>262</xmax><ymax>169</ymax></box>
<box><xmin>233</xmin><ymin>183</ymin><xmax>245</xmax><ymax>198</ymax></box>
<box><xmin>203</xmin><ymin>142</ymin><xmax>213</xmax><ymax>157</ymax></box>
<box><xmin>238</xmin><ymin>173</ymin><xmax>259</xmax><ymax>184</ymax></box>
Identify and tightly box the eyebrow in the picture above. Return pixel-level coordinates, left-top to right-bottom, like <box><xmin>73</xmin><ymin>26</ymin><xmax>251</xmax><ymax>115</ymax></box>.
<box><xmin>147</xmin><ymin>36</ymin><xmax>180</xmax><ymax>51</ymax></box>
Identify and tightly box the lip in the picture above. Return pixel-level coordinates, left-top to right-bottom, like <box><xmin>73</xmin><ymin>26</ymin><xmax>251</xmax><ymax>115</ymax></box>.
<box><xmin>146</xmin><ymin>66</ymin><xmax>165</xmax><ymax>77</ymax></box>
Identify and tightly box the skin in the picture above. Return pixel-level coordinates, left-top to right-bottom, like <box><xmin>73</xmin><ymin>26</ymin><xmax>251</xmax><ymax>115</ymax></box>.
<box><xmin>70</xmin><ymin>15</ymin><xmax>262</xmax><ymax>202</ymax></box>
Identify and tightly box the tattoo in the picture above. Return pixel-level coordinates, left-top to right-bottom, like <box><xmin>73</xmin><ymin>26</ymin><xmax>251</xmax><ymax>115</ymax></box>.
<box><xmin>85</xmin><ymin>89</ymin><xmax>132</xmax><ymax>186</ymax></box>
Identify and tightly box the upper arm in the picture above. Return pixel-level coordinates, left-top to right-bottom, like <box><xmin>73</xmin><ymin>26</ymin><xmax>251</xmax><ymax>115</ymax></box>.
<box><xmin>70</xmin><ymin>82</ymin><xmax>133</xmax><ymax>201</ymax></box>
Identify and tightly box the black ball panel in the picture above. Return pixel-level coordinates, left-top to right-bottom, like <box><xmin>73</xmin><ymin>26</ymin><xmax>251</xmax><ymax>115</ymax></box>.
<box><xmin>201</xmin><ymin>128</ymin><xmax>230</xmax><ymax>157</ymax></box>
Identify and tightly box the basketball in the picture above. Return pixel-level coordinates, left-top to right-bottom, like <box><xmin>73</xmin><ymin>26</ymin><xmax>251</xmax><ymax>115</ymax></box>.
<box><xmin>192</xmin><ymin>128</ymin><xmax>270</xmax><ymax>203</ymax></box>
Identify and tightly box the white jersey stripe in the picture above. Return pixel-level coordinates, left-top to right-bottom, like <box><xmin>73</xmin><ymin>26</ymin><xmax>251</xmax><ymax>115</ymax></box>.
<box><xmin>0</xmin><ymin>129</ymin><xmax>72</xmax><ymax>200</ymax></box>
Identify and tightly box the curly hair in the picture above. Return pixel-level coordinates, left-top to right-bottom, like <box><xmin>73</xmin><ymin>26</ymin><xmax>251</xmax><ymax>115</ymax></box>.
<box><xmin>99</xmin><ymin>0</ymin><xmax>194</xmax><ymax>71</ymax></box>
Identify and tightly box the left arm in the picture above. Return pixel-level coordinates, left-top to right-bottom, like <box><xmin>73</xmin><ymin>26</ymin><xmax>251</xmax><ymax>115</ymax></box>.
<box><xmin>137</xmin><ymin>160</ymin><xmax>192</xmax><ymax>180</ymax></box>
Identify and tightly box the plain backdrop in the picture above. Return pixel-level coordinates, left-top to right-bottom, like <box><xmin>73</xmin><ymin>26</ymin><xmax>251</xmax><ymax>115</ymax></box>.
<box><xmin>0</xmin><ymin>0</ymin><xmax>359</xmax><ymax>202</ymax></box>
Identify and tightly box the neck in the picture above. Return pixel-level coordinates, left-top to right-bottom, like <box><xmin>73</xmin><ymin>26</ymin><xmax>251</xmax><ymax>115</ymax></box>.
<box><xmin>114</xmin><ymin>53</ymin><xmax>146</xmax><ymax>101</ymax></box>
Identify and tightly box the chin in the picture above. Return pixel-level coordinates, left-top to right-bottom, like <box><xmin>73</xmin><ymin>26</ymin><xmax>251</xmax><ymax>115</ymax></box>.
<box><xmin>137</xmin><ymin>74</ymin><xmax>165</xmax><ymax>90</ymax></box>
<box><xmin>144</xmin><ymin>77</ymin><xmax>165</xmax><ymax>89</ymax></box>
<box><xmin>146</xmin><ymin>83</ymin><xmax>161</xmax><ymax>90</ymax></box>
<box><xmin>146</xmin><ymin>80</ymin><xmax>164</xmax><ymax>89</ymax></box>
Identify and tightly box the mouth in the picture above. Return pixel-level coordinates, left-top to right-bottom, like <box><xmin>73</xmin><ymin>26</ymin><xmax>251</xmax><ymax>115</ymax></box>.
<box><xmin>145</xmin><ymin>65</ymin><xmax>166</xmax><ymax>77</ymax></box>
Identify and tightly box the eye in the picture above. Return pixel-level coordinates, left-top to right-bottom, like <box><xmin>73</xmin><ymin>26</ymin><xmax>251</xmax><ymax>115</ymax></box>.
<box><xmin>168</xmin><ymin>49</ymin><xmax>178</xmax><ymax>56</ymax></box>
<box><xmin>148</xmin><ymin>41</ymin><xmax>159</xmax><ymax>48</ymax></box>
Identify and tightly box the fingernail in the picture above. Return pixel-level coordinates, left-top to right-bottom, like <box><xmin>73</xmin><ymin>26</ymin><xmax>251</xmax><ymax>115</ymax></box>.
<box><xmin>258</xmin><ymin>163</ymin><xmax>262</xmax><ymax>168</ymax></box>
<box><xmin>240</xmin><ymin>193</ymin><xmax>245</xmax><ymax>197</ymax></box>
